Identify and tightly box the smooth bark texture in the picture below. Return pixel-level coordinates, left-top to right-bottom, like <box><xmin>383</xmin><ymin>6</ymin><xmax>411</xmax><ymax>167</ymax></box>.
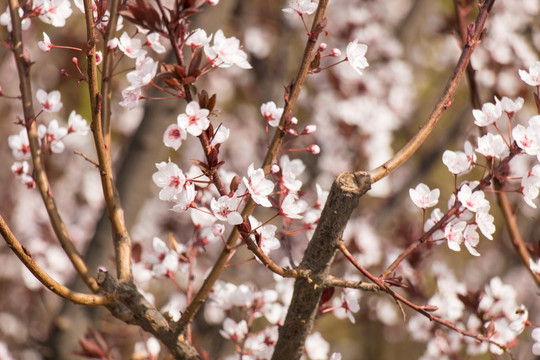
<box><xmin>272</xmin><ymin>172</ymin><xmax>371</xmax><ymax>360</ymax></box>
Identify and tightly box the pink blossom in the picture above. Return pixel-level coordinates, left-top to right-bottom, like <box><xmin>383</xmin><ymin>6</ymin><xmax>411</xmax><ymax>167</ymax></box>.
<box><xmin>250</xmin><ymin>217</ymin><xmax>280</xmax><ymax>255</ymax></box>
<box><xmin>475</xmin><ymin>133</ymin><xmax>507</xmax><ymax>158</ymax></box>
<box><xmin>280</xmin><ymin>194</ymin><xmax>307</xmax><ymax>219</ymax></box>
<box><xmin>457</xmin><ymin>184</ymin><xmax>488</xmax><ymax>212</ymax></box>
<box><xmin>243</xmin><ymin>164</ymin><xmax>274</xmax><ymax>207</ymax></box>
<box><xmin>207</xmin><ymin>0</ymin><xmax>220</xmax><ymax>5</ymax></box>
<box><xmin>307</xmin><ymin>144</ymin><xmax>320</xmax><ymax>154</ymax></box>
<box><xmin>346</xmin><ymin>40</ymin><xmax>369</xmax><ymax>75</ymax></box>
<box><xmin>533</xmin><ymin>328</ymin><xmax>540</xmax><ymax>355</ymax></box>
<box><xmin>442</xmin><ymin>141</ymin><xmax>476</xmax><ymax>175</ymax></box>
<box><xmin>332</xmin><ymin>290</ymin><xmax>360</xmax><ymax>324</ymax></box>
<box><xmin>519</xmin><ymin>61</ymin><xmax>540</xmax><ymax>86</ymax></box>
<box><xmin>472</xmin><ymin>97</ymin><xmax>502</xmax><ymax>127</ymax></box>
<box><xmin>260</xmin><ymin>101</ymin><xmax>283</xmax><ymax>127</ymax></box>
<box><xmin>172</xmin><ymin>182</ymin><xmax>196</xmax><ymax>212</ymax></box>
<box><xmin>409</xmin><ymin>183</ymin><xmax>440</xmax><ymax>209</ymax></box>
<box><xmin>305</xmin><ymin>332</ymin><xmax>330</xmax><ymax>360</ymax></box>
<box><xmin>185</xmin><ymin>28</ymin><xmax>212</xmax><ymax>48</ymax></box>
<box><xmin>36</xmin><ymin>89</ymin><xmax>63</xmax><ymax>113</ymax></box>
<box><xmin>500</xmin><ymin>96</ymin><xmax>524</xmax><ymax>115</ymax></box>
<box><xmin>475</xmin><ymin>207</ymin><xmax>495</xmax><ymax>240</ymax></box>
<box><xmin>462</xmin><ymin>224</ymin><xmax>480</xmax><ymax>256</ymax></box>
<box><xmin>38</xmin><ymin>32</ymin><xmax>54</xmax><ymax>52</ymax></box>
<box><xmin>143</xmin><ymin>237</ymin><xmax>181</xmax><ymax>277</ymax></box>
<box><xmin>211</xmin><ymin>195</ymin><xmax>243</xmax><ymax>225</ymax></box>
<box><xmin>146</xmin><ymin>33</ymin><xmax>166</xmax><ymax>54</ymax></box>
<box><xmin>126</xmin><ymin>56</ymin><xmax>158</xmax><ymax>88</ymax></box>
<box><xmin>163</xmin><ymin>124</ymin><xmax>187</xmax><ymax>150</ymax></box>
<box><xmin>444</xmin><ymin>220</ymin><xmax>466</xmax><ymax>252</ymax></box>
<box><xmin>152</xmin><ymin>160</ymin><xmax>186</xmax><ymax>201</ymax></box>
<box><xmin>280</xmin><ymin>154</ymin><xmax>305</xmax><ymax>192</ymax></box>
<box><xmin>219</xmin><ymin>318</ymin><xmax>248</xmax><ymax>342</ymax></box>
<box><xmin>521</xmin><ymin>165</ymin><xmax>540</xmax><ymax>208</ymax></box>
<box><xmin>38</xmin><ymin>120</ymin><xmax>68</xmax><ymax>153</ymax></box>
<box><xmin>8</xmin><ymin>129</ymin><xmax>31</xmax><ymax>160</ymax></box>
<box><xmin>119</xmin><ymin>86</ymin><xmax>141</xmax><ymax>109</ymax></box>
<box><xmin>39</xmin><ymin>0</ymin><xmax>73</xmax><ymax>27</ymax></box>
<box><xmin>67</xmin><ymin>111</ymin><xmax>89</xmax><ymax>135</ymax></box>
<box><xmin>117</xmin><ymin>32</ymin><xmax>146</xmax><ymax>59</ymax></box>
<box><xmin>210</xmin><ymin>125</ymin><xmax>230</xmax><ymax>146</ymax></box>
<box><xmin>282</xmin><ymin>0</ymin><xmax>318</xmax><ymax>15</ymax></box>
<box><xmin>177</xmin><ymin>101</ymin><xmax>210</xmax><ymax>136</ymax></box>
<box><xmin>204</xmin><ymin>30</ymin><xmax>251</xmax><ymax>69</ymax></box>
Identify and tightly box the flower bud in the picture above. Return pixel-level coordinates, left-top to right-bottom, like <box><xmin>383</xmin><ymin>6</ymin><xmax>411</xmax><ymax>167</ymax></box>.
<box><xmin>307</xmin><ymin>144</ymin><xmax>320</xmax><ymax>154</ymax></box>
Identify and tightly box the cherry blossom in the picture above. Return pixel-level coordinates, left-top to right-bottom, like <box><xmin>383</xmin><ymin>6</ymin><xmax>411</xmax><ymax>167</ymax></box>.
<box><xmin>204</xmin><ymin>30</ymin><xmax>252</xmax><ymax>69</ymax></box>
<box><xmin>260</xmin><ymin>101</ymin><xmax>283</xmax><ymax>127</ymax></box>
<box><xmin>36</xmin><ymin>89</ymin><xmax>63</xmax><ymax>113</ymax></box>
<box><xmin>243</xmin><ymin>164</ymin><xmax>274</xmax><ymax>207</ymax></box>
<box><xmin>210</xmin><ymin>125</ymin><xmax>230</xmax><ymax>146</ymax></box>
<box><xmin>304</xmin><ymin>332</ymin><xmax>330</xmax><ymax>360</ymax></box>
<box><xmin>475</xmin><ymin>133</ymin><xmax>507</xmax><ymax>158</ymax></box>
<box><xmin>146</xmin><ymin>33</ymin><xmax>166</xmax><ymax>54</ymax></box>
<box><xmin>409</xmin><ymin>183</ymin><xmax>440</xmax><ymax>209</ymax></box>
<box><xmin>500</xmin><ymin>96</ymin><xmax>524</xmax><ymax>115</ymax></box>
<box><xmin>117</xmin><ymin>32</ymin><xmax>147</xmax><ymax>59</ymax></box>
<box><xmin>177</xmin><ymin>101</ymin><xmax>210</xmax><ymax>136</ymax></box>
<box><xmin>119</xmin><ymin>86</ymin><xmax>141</xmax><ymax>109</ymax></box>
<box><xmin>307</xmin><ymin>144</ymin><xmax>321</xmax><ymax>154</ymax></box>
<box><xmin>521</xmin><ymin>165</ymin><xmax>540</xmax><ymax>208</ymax></box>
<box><xmin>38</xmin><ymin>120</ymin><xmax>68</xmax><ymax>153</ymax></box>
<box><xmin>475</xmin><ymin>207</ymin><xmax>495</xmax><ymax>240</ymax></box>
<box><xmin>211</xmin><ymin>195</ymin><xmax>243</xmax><ymax>225</ymax></box>
<box><xmin>424</xmin><ymin>208</ymin><xmax>445</xmax><ymax>240</ymax></box>
<box><xmin>280</xmin><ymin>154</ymin><xmax>305</xmax><ymax>192</ymax></box>
<box><xmin>143</xmin><ymin>237</ymin><xmax>181</xmax><ymax>277</ymax></box>
<box><xmin>126</xmin><ymin>55</ymin><xmax>158</xmax><ymax>88</ymax></box>
<box><xmin>172</xmin><ymin>182</ymin><xmax>196</xmax><ymax>212</ymax></box>
<box><xmin>472</xmin><ymin>97</ymin><xmax>502</xmax><ymax>127</ymax></box>
<box><xmin>513</xmin><ymin>115</ymin><xmax>540</xmax><ymax>157</ymax></box>
<box><xmin>38</xmin><ymin>32</ymin><xmax>53</xmax><ymax>52</ymax></box>
<box><xmin>8</xmin><ymin>129</ymin><xmax>31</xmax><ymax>160</ymax></box>
<box><xmin>519</xmin><ymin>61</ymin><xmax>540</xmax><ymax>86</ymax></box>
<box><xmin>346</xmin><ymin>40</ymin><xmax>369</xmax><ymax>75</ymax></box>
<box><xmin>250</xmin><ymin>216</ymin><xmax>280</xmax><ymax>256</ymax></box>
<box><xmin>444</xmin><ymin>220</ymin><xmax>466</xmax><ymax>252</ymax></box>
<box><xmin>332</xmin><ymin>290</ymin><xmax>360</xmax><ymax>324</ymax></box>
<box><xmin>0</xmin><ymin>7</ymin><xmax>30</xmax><ymax>31</ymax></box>
<box><xmin>280</xmin><ymin>193</ymin><xmax>307</xmax><ymax>219</ymax></box>
<box><xmin>532</xmin><ymin>327</ymin><xmax>540</xmax><ymax>355</ymax></box>
<box><xmin>219</xmin><ymin>318</ymin><xmax>248</xmax><ymax>342</ymax></box>
<box><xmin>152</xmin><ymin>160</ymin><xmax>186</xmax><ymax>201</ymax></box>
<box><xmin>185</xmin><ymin>28</ymin><xmax>212</xmax><ymax>48</ymax></box>
<box><xmin>457</xmin><ymin>184</ymin><xmax>488</xmax><ymax>213</ymax></box>
<box><xmin>442</xmin><ymin>141</ymin><xmax>476</xmax><ymax>175</ymax></box>
<box><xmin>67</xmin><ymin>111</ymin><xmax>89</xmax><ymax>135</ymax></box>
<box><xmin>163</xmin><ymin>124</ymin><xmax>187</xmax><ymax>150</ymax></box>
<box><xmin>462</xmin><ymin>224</ymin><xmax>480</xmax><ymax>256</ymax></box>
<box><xmin>38</xmin><ymin>0</ymin><xmax>73</xmax><ymax>27</ymax></box>
<box><xmin>282</xmin><ymin>0</ymin><xmax>318</xmax><ymax>15</ymax></box>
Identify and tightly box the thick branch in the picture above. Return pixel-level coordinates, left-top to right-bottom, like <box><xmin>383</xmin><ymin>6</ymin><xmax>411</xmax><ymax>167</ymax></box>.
<box><xmin>0</xmin><ymin>215</ymin><xmax>109</xmax><ymax>306</ymax></box>
<box><xmin>368</xmin><ymin>0</ymin><xmax>495</xmax><ymax>183</ymax></box>
<box><xmin>271</xmin><ymin>172</ymin><xmax>371</xmax><ymax>360</ymax></box>
<box><xmin>8</xmin><ymin>0</ymin><xmax>99</xmax><ymax>293</ymax></box>
<box><xmin>82</xmin><ymin>0</ymin><xmax>132</xmax><ymax>280</ymax></box>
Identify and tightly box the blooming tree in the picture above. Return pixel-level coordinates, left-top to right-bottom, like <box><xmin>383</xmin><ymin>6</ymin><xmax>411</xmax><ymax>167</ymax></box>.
<box><xmin>0</xmin><ymin>0</ymin><xmax>539</xmax><ymax>359</ymax></box>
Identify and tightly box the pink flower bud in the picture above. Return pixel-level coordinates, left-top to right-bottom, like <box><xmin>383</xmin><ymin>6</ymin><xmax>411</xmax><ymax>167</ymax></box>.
<box><xmin>287</xmin><ymin>128</ymin><xmax>298</xmax><ymax>136</ymax></box>
<box><xmin>212</xmin><ymin>223</ymin><xmax>225</xmax><ymax>236</ymax></box>
<box><xmin>72</xmin><ymin>57</ymin><xmax>78</xmax><ymax>65</ymax></box>
<box><xmin>270</xmin><ymin>164</ymin><xmax>280</xmax><ymax>174</ymax></box>
<box><xmin>303</xmin><ymin>124</ymin><xmax>317</xmax><ymax>134</ymax></box>
<box><xmin>207</xmin><ymin>0</ymin><xmax>220</xmax><ymax>5</ymax></box>
<box><xmin>318</xmin><ymin>43</ymin><xmax>327</xmax><ymax>51</ymax></box>
<box><xmin>95</xmin><ymin>51</ymin><xmax>103</xmax><ymax>65</ymax></box>
<box><xmin>289</xmin><ymin>117</ymin><xmax>298</xmax><ymax>125</ymax></box>
<box><xmin>330</xmin><ymin>48</ymin><xmax>341</xmax><ymax>57</ymax></box>
<box><xmin>307</xmin><ymin>144</ymin><xmax>320</xmax><ymax>154</ymax></box>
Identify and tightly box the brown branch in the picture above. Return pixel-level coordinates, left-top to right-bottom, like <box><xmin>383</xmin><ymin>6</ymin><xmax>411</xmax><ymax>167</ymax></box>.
<box><xmin>8</xmin><ymin>0</ymin><xmax>99</xmax><ymax>293</ymax></box>
<box><xmin>338</xmin><ymin>241</ymin><xmax>507</xmax><ymax>351</ymax></box>
<box><xmin>82</xmin><ymin>0</ymin><xmax>132</xmax><ymax>280</ymax></box>
<box><xmin>271</xmin><ymin>172</ymin><xmax>371</xmax><ymax>360</ymax></box>
<box><xmin>494</xmin><ymin>184</ymin><xmax>540</xmax><ymax>287</ymax></box>
<box><xmin>0</xmin><ymin>215</ymin><xmax>109</xmax><ymax>306</ymax></box>
<box><xmin>324</xmin><ymin>275</ymin><xmax>381</xmax><ymax>292</ymax></box>
<box><xmin>368</xmin><ymin>0</ymin><xmax>496</xmax><ymax>183</ymax></box>
<box><xmin>177</xmin><ymin>0</ymin><xmax>331</xmax><ymax>332</ymax></box>
<box><xmin>97</xmin><ymin>270</ymin><xmax>202</xmax><ymax>359</ymax></box>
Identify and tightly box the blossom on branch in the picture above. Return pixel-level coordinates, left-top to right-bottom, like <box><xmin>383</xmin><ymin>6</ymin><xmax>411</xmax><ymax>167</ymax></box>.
<box><xmin>346</xmin><ymin>40</ymin><xmax>369</xmax><ymax>75</ymax></box>
<box><xmin>163</xmin><ymin>124</ymin><xmax>187</xmax><ymax>150</ymax></box>
<box><xmin>282</xmin><ymin>0</ymin><xmax>318</xmax><ymax>15</ymax></box>
<box><xmin>36</xmin><ymin>89</ymin><xmax>63</xmax><ymax>113</ymax></box>
<box><xmin>38</xmin><ymin>120</ymin><xmax>68</xmax><ymax>153</ymax></box>
<box><xmin>243</xmin><ymin>164</ymin><xmax>274</xmax><ymax>207</ymax></box>
<box><xmin>38</xmin><ymin>32</ymin><xmax>54</xmax><ymax>52</ymax></box>
<box><xmin>118</xmin><ymin>32</ymin><xmax>146</xmax><ymax>59</ymax></box>
<box><xmin>177</xmin><ymin>101</ymin><xmax>210</xmax><ymax>136</ymax></box>
<box><xmin>409</xmin><ymin>183</ymin><xmax>440</xmax><ymax>209</ymax></box>
<box><xmin>204</xmin><ymin>30</ymin><xmax>251</xmax><ymax>69</ymax></box>
<box><xmin>152</xmin><ymin>160</ymin><xmax>186</xmax><ymax>201</ymax></box>
<box><xmin>472</xmin><ymin>97</ymin><xmax>502</xmax><ymax>127</ymax></box>
<box><xmin>519</xmin><ymin>61</ymin><xmax>540</xmax><ymax>86</ymax></box>
<box><xmin>261</xmin><ymin>101</ymin><xmax>283</xmax><ymax>127</ymax></box>
<box><xmin>442</xmin><ymin>141</ymin><xmax>476</xmax><ymax>175</ymax></box>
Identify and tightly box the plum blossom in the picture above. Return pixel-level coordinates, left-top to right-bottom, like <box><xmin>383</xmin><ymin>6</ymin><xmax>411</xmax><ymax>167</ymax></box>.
<box><xmin>250</xmin><ymin>217</ymin><xmax>280</xmax><ymax>256</ymax></box>
<box><xmin>172</xmin><ymin>182</ymin><xmax>196</xmax><ymax>212</ymax></box>
<box><xmin>126</xmin><ymin>55</ymin><xmax>158</xmax><ymax>88</ymax></box>
<box><xmin>532</xmin><ymin>327</ymin><xmax>540</xmax><ymax>355</ymax></box>
<box><xmin>219</xmin><ymin>318</ymin><xmax>248</xmax><ymax>342</ymax></box>
<box><xmin>211</xmin><ymin>195</ymin><xmax>243</xmax><ymax>225</ymax></box>
<box><xmin>134</xmin><ymin>337</ymin><xmax>160</xmax><ymax>358</ymax></box>
<box><xmin>424</xmin><ymin>208</ymin><xmax>445</xmax><ymax>240</ymax></box>
<box><xmin>117</xmin><ymin>32</ymin><xmax>146</xmax><ymax>58</ymax></box>
<box><xmin>38</xmin><ymin>0</ymin><xmax>73</xmax><ymax>27</ymax></box>
<box><xmin>243</xmin><ymin>164</ymin><xmax>274</xmax><ymax>207</ymax></box>
<box><xmin>143</xmin><ymin>237</ymin><xmax>182</xmax><ymax>277</ymax></box>
<box><xmin>475</xmin><ymin>207</ymin><xmax>495</xmax><ymax>240</ymax></box>
<box><xmin>38</xmin><ymin>32</ymin><xmax>53</xmax><ymax>52</ymax></box>
<box><xmin>0</xmin><ymin>7</ymin><xmax>30</xmax><ymax>31</ymax></box>
<box><xmin>305</xmin><ymin>332</ymin><xmax>330</xmax><ymax>360</ymax></box>
<box><xmin>519</xmin><ymin>61</ymin><xmax>540</xmax><ymax>86</ymax></box>
<box><xmin>457</xmin><ymin>184</ymin><xmax>488</xmax><ymax>213</ymax></box>
<box><xmin>500</xmin><ymin>96</ymin><xmax>524</xmax><ymax>115</ymax></box>
<box><xmin>146</xmin><ymin>33</ymin><xmax>166</xmax><ymax>53</ymax></box>
<box><xmin>119</xmin><ymin>86</ymin><xmax>141</xmax><ymax>109</ymax></box>
<box><xmin>409</xmin><ymin>183</ymin><xmax>440</xmax><ymax>209</ymax></box>
<box><xmin>185</xmin><ymin>28</ymin><xmax>212</xmax><ymax>48</ymax></box>
<box><xmin>521</xmin><ymin>165</ymin><xmax>540</xmax><ymax>208</ymax></box>
<box><xmin>332</xmin><ymin>290</ymin><xmax>360</xmax><ymax>324</ymax></box>
<box><xmin>280</xmin><ymin>193</ymin><xmax>307</xmax><ymax>219</ymax></box>
<box><xmin>38</xmin><ymin>120</ymin><xmax>68</xmax><ymax>153</ymax></box>
<box><xmin>8</xmin><ymin>129</ymin><xmax>31</xmax><ymax>160</ymax></box>
<box><xmin>462</xmin><ymin>224</ymin><xmax>480</xmax><ymax>256</ymax></box>
<box><xmin>475</xmin><ymin>133</ymin><xmax>507</xmax><ymax>158</ymax></box>
<box><xmin>261</xmin><ymin>101</ymin><xmax>283</xmax><ymax>127</ymax></box>
<box><xmin>67</xmin><ymin>111</ymin><xmax>89</xmax><ymax>135</ymax></box>
<box><xmin>346</xmin><ymin>40</ymin><xmax>369</xmax><ymax>75</ymax></box>
<box><xmin>513</xmin><ymin>115</ymin><xmax>540</xmax><ymax>157</ymax></box>
<box><xmin>152</xmin><ymin>160</ymin><xmax>186</xmax><ymax>201</ymax></box>
<box><xmin>282</xmin><ymin>0</ymin><xmax>318</xmax><ymax>15</ymax></box>
<box><xmin>472</xmin><ymin>97</ymin><xmax>502</xmax><ymax>127</ymax></box>
<box><xmin>442</xmin><ymin>141</ymin><xmax>476</xmax><ymax>175</ymax></box>
<box><xmin>163</xmin><ymin>124</ymin><xmax>187</xmax><ymax>150</ymax></box>
<box><xmin>11</xmin><ymin>161</ymin><xmax>35</xmax><ymax>189</ymax></box>
<box><xmin>211</xmin><ymin>125</ymin><xmax>230</xmax><ymax>146</ymax></box>
<box><xmin>444</xmin><ymin>220</ymin><xmax>467</xmax><ymax>252</ymax></box>
<box><xmin>36</xmin><ymin>89</ymin><xmax>63</xmax><ymax>113</ymax></box>
<box><xmin>177</xmin><ymin>101</ymin><xmax>210</xmax><ymax>136</ymax></box>
<box><xmin>280</xmin><ymin>154</ymin><xmax>305</xmax><ymax>192</ymax></box>
<box><xmin>204</xmin><ymin>30</ymin><xmax>251</xmax><ymax>69</ymax></box>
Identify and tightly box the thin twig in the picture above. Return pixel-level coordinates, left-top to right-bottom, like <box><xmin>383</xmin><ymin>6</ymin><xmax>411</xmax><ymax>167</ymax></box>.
<box><xmin>82</xmin><ymin>0</ymin><xmax>132</xmax><ymax>280</ymax></box>
<box><xmin>8</xmin><ymin>0</ymin><xmax>99</xmax><ymax>293</ymax></box>
<box><xmin>0</xmin><ymin>215</ymin><xmax>109</xmax><ymax>306</ymax></box>
<box><xmin>368</xmin><ymin>0</ymin><xmax>496</xmax><ymax>183</ymax></box>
